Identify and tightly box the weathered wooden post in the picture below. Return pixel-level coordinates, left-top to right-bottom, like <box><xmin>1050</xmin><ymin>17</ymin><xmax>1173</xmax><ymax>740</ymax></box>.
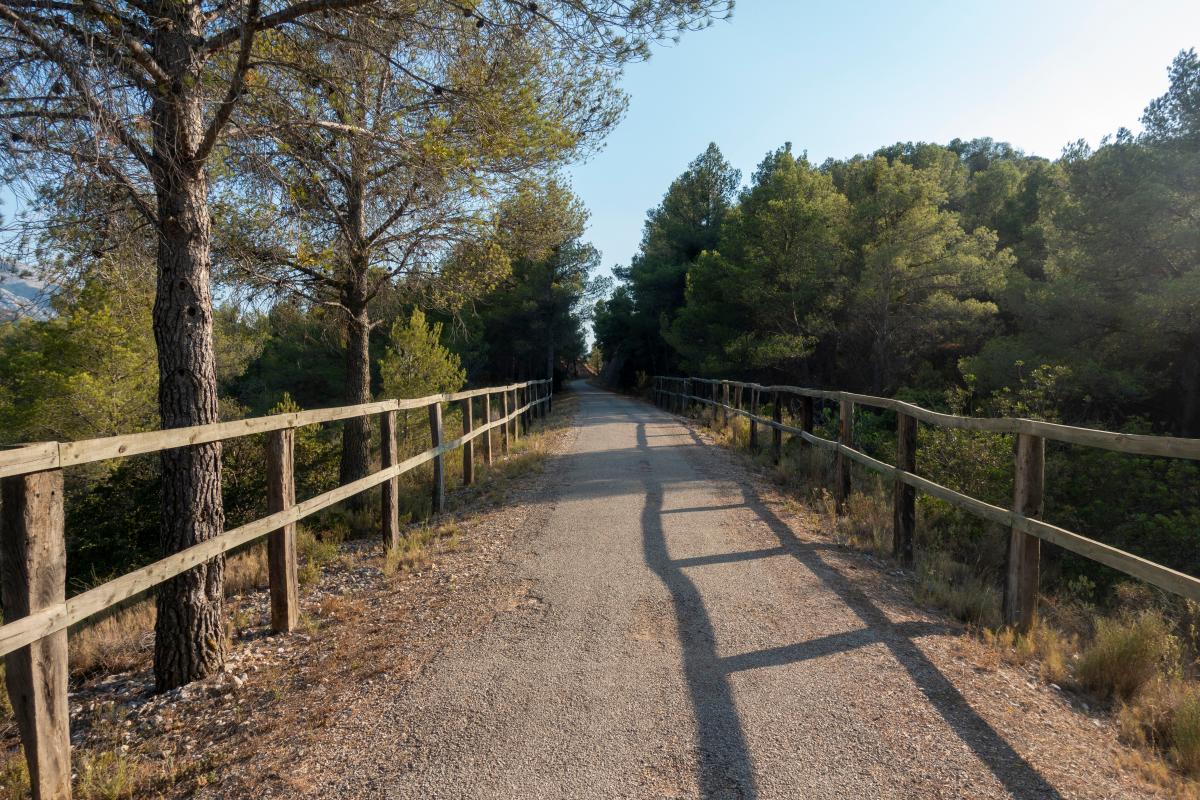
<box><xmin>483</xmin><ymin>394</ymin><xmax>494</xmax><ymax>467</ymax></box>
<box><xmin>511</xmin><ymin>389</ymin><xmax>520</xmax><ymax>442</ymax></box>
<box><xmin>1004</xmin><ymin>432</ymin><xmax>1044</xmax><ymax>631</ymax></box>
<box><xmin>546</xmin><ymin>380</ymin><xmax>553</xmax><ymax>415</ymax></box>
<box><xmin>749</xmin><ymin>386</ymin><xmax>759</xmax><ymax>449</ymax></box>
<box><xmin>266</xmin><ymin>428</ymin><xmax>300</xmax><ymax>631</ymax></box>
<box><xmin>380</xmin><ymin>410</ymin><xmax>401</xmax><ymax>550</ymax></box>
<box><xmin>1</xmin><ymin>468</ymin><xmax>71</xmax><ymax>800</ymax></box>
<box><xmin>430</xmin><ymin>401</ymin><xmax>445</xmax><ymax>514</ymax></box>
<box><xmin>501</xmin><ymin>391</ymin><xmax>511</xmax><ymax>454</ymax></box>
<box><xmin>835</xmin><ymin>397</ymin><xmax>853</xmax><ymax>510</ymax></box>
<box><xmin>772</xmin><ymin>391</ymin><xmax>783</xmax><ymax>463</ymax></box>
<box><xmin>721</xmin><ymin>382</ymin><xmax>730</xmax><ymax>426</ymax></box>
<box><xmin>893</xmin><ymin>412</ymin><xmax>917</xmax><ymax>565</ymax></box>
<box><xmin>461</xmin><ymin>397</ymin><xmax>474</xmax><ymax>487</ymax></box>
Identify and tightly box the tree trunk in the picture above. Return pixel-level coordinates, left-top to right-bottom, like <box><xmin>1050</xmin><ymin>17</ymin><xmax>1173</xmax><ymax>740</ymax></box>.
<box><xmin>1180</xmin><ymin>330</ymin><xmax>1200</xmax><ymax>437</ymax></box>
<box><xmin>150</xmin><ymin>10</ymin><xmax>226</xmax><ymax>691</ymax></box>
<box><xmin>339</xmin><ymin>261</ymin><xmax>372</xmax><ymax>513</ymax></box>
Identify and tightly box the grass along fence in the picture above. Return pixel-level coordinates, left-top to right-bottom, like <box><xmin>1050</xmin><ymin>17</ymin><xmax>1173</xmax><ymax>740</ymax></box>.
<box><xmin>653</xmin><ymin>376</ymin><xmax>1200</xmax><ymax>629</ymax></box>
<box><xmin>0</xmin><ymin>378</ymin><xmax>551</xmax><ymax>799</ymax></box>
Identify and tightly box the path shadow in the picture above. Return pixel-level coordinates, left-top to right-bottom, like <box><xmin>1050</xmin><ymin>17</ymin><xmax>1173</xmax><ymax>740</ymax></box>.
<box><xmin>624</xmin><ymin>393</ymin><xmax>1064</xmax><ymax>800</ymax></box>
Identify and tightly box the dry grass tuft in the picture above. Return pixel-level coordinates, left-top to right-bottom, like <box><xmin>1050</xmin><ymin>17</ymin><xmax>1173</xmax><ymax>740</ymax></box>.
<box><xmin>1</xmin><ymin>750</ymin><xmax>29</xmax><ymax>800</ymax></box>
<box><xmin>1117</xmin><ymin>676</ymin><xmax>1200</xmax><ymax>778</ymax></box>
<box><xmin>838</xmin><ymin>482</ymin><xmax>891</xmax><ymax>556</ymax></box>
<box><xmin>914</xmin><ymin>551</ymin><xmax>1001</xmax><ymax>629</ymax></box>
<box><xmin>69</xmin><ymin>601</ymin><xmax>155</xmax><ymax>677</ymax></box>
<box><xmin>224</xmin><ymin>544</ymin><xmax>269</xmax><ymax>595</ymax></box>
<box><xmin>383</xmin><ymin>521</ymin><xmax>460</xmax><ymax>576</ymax></box>
<box><xmin>1077</xmin><ymin>611</ymin><xmax>1178</xmax><ymax>701</ymax></box>
<box><xmin>0</xmin><ymin>664</ymin><xmax>10</xmax><ymax>719</ymax></box>
<box><xmin>76</xmin><ymin>750</ymin><xmax>138</xmax><ymax>799</ymax></box>
<box><xmin>298</xmin><ymin>525</ymin><xmax>344</xmax><ymax>586</ymax></box>
<box><xmin>982</xmin><ymin>620</ymin><xmax>1074</xmax><ymax>684</ymax></box>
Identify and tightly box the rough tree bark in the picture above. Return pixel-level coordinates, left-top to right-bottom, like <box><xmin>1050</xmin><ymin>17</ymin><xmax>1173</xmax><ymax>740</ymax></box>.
<box><xmin>338</xmin><ymin>155</ymin><xmax>374</xmax><ymax>519</ymax></box>
<box><xmin>340</xmin><ymin>284</ymin><xmax>373</xmax><ymax>497</ymax></box>
<box><xmin>150</xmin><ymin>5</ymin><xmax>226</xmax><ymax>690</ymax></box>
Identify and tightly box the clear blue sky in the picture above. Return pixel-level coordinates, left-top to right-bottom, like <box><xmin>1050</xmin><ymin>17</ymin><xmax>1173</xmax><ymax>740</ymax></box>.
<box><xmin>569</xmin><ymin>0</ymin><xmax>1200</xmax><ymax>282</ymax></box>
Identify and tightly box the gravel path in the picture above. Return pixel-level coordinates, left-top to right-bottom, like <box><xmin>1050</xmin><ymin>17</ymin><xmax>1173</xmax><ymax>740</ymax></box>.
<box><xmin>284</xmin><ymin>382</ymin><xmax>1158</xmax><ymax>799</ymax></box>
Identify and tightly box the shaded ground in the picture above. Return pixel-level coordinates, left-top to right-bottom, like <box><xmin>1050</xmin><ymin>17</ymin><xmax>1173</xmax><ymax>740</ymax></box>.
<box><xmin>199</xmin><ymin>382</ymin><xmax>1167</xmax><ymax>799</ymax></box>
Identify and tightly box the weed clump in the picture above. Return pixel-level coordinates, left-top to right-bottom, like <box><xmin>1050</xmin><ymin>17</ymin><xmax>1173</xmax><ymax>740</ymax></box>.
<box><xmin>1077</xmin><ymin>611</ymin><xmax>1177</xmax><ymax>701</ymax></box>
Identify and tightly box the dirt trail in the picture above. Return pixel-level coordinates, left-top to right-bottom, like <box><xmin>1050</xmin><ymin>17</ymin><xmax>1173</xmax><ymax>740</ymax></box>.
<box><xmin>241</xmin><ymin>382</ymin><xmax>1161</xmax><ymax>799</ymax></box>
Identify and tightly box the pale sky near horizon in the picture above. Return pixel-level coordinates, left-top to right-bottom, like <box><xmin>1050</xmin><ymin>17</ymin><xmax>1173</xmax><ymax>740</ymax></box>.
<box><xmin>568</xmin><ymin>0</ymin><xmax>1200</xmax><ymax>284</ymax></box>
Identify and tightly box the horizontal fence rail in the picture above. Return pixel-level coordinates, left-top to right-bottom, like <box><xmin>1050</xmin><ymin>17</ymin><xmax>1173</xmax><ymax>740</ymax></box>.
<box><xmin>653</xmin><ymin>376</ymin><xmax>1200</xmax><ymax>626</ymax></box>
<box><xmin>0</xmin><ymin>378</ymin><xmax>552</xmax><ymax>799</ymax></box>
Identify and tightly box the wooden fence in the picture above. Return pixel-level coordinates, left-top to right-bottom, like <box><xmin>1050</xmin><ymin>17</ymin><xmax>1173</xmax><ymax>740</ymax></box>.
<box><xmin>653</xmin><ymin>375</ymin><xmax>1200</xmax><ymax>629</ymax></box>
<box><xmin>0</xmin><ymin>378</ymin><xmax>552</xmax><ymax>799</ymax></box>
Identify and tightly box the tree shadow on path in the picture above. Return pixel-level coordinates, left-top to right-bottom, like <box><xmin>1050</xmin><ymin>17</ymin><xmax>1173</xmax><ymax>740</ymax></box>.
<box><xmin>633</xmin><ymin>409</ymin><xmax>1064</xmax><ymax>800</ymax></box>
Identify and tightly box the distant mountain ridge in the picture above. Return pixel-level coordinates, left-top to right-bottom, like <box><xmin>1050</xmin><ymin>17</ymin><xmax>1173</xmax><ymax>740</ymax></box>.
<box><xmin>0</xmin><ymin>264</ymin><xmax>51</xmax><ymax>320</ymax></box>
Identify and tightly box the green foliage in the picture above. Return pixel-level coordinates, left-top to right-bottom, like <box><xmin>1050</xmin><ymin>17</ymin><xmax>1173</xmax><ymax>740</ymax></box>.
<box><xmin>595</xmin><ymin>143</ymin><xmax>740</xmax><ymax>383</ymax></box>
<box><xmin>226</xmin><ymin>304</ymin><xmax>347</xmax><ymax>413</ymax></box>
<box><xmin>840</xmin><ymin>152</ymin><xmax>1012</xmax><ymax>392</ymax></box>
<box><xmin>380</xmin><ymin>309</ymin><xmax>466</xmax><ymax>401</ymax></box>
<box><xmin>458</xmin><ymin>178</ymin><xmax>605</xmax><ymax>383</ymax></box>
<box><xmin>0</xmin><ymin>280</ymin><xmax>157</xmax><ymax>443</ymax></box>
<box><xmin>668</xmin><ymin>146</ymin><xmax>848</xmax><ymax>374</ymax></box>
<box><xmin>596</xmin><ymin>49</ymin><xmax>1200</xmax><ymax>613</ymax></box>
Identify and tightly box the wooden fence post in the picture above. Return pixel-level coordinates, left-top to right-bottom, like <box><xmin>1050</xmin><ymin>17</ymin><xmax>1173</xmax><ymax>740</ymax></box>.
<box><xmin>835</xmin><ymin>398</ymin><xmax>853</xmax><ymax>510</ymax></box>
<box><xmin>483</xmin><ymin>394</ymin><xmax>493</xmax><ymax>467</ymax></box>
<box><xmin>501</xmin><ymin>391</ymin><xmax>511</xmax><ymax>453</ymax></box>
<box><xmin>893</xmin><ymin>413</ymin><xmax>917</xmax><ymax>566</ymax></box>
<box><xmin>511</xmin><ymin>389</ymin><xmax>519</xmax><ymax>442</ymax></box>
<box><xmin>546</xmin><ymin>380</ymin><xmax>553</xmax><ymax>415</ymax></box>
<box><xmin>772</xmin><ymin>391</ymin><xmax>783</xmax><ymax>463</ymax></box>
<box><xmin>1005</xmin><ymin>433</ymin><xmax>1044</xmax><ymax>631</ymax></box>
<box><xmin>266</xmin><ymin>428</ymin><xmax>299</xmax><ymax>632</ymax></box>
<box><xmin>721</xmin><ymin>382</ymin><xmax>730</xmax><ymax>426</ymax></box>
<box><xmin>461</xmin><ymin>398</ymin><xmax>474</xmax><ymax>487</ymax></box>
<box><xmin>1</xmin><ymin>468</ymin><xmax>71</xmax><ymax>800</ymax></box>
<box><xmin>516</xmin><ymin>387</ymin><xmax>523</xmax><ymax>436</ymax></box>
<box><xmin>380</xmin><ymin>411</ymin><xmax>400</xmax><ymax>550</ymax></box>
<box><xmin>430</xmin><ymin>402</ymin><xmax>445</xmax><ymax>514</ymax></box>
<box><xmin>749</xmin><ymin>387</ymin><xmax>759</xmax><ymax>449</ymax></box>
